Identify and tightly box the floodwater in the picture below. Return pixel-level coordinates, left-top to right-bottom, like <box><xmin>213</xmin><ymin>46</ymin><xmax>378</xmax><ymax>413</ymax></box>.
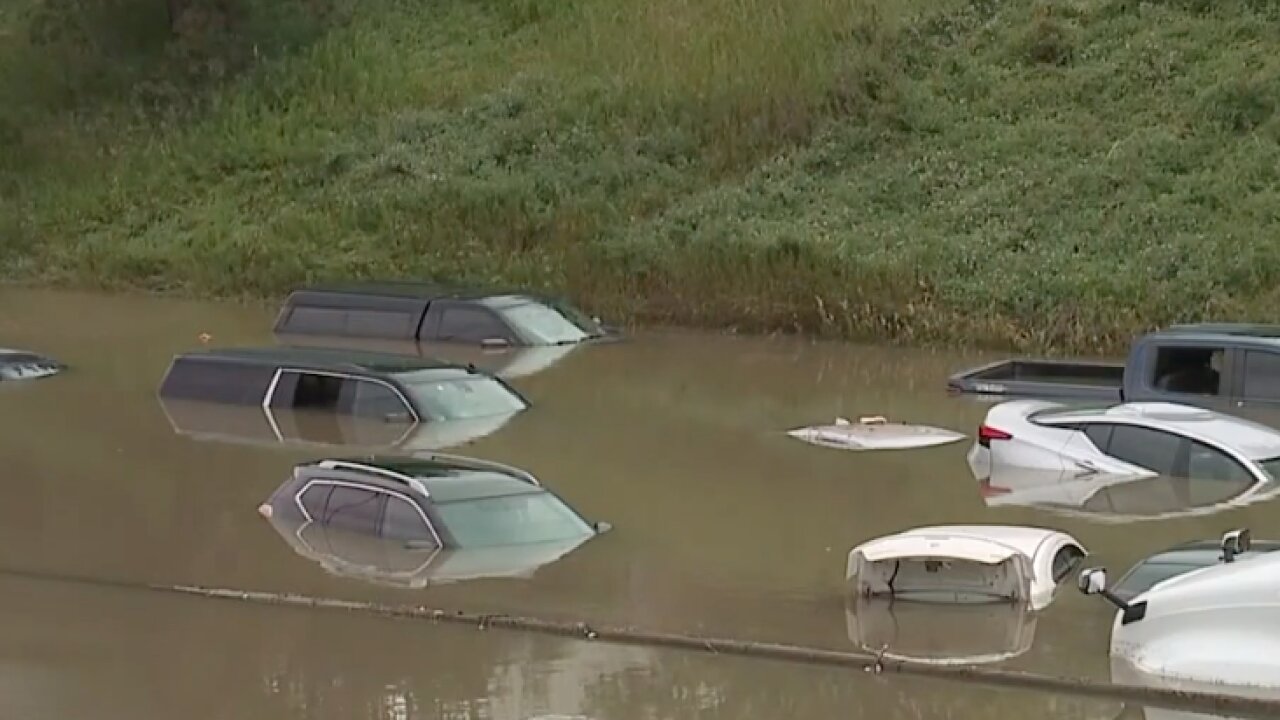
<box><xmin>2</xmin><ymin>287</ymin><xmax>1276</xmax><ymax>720</ymax></box>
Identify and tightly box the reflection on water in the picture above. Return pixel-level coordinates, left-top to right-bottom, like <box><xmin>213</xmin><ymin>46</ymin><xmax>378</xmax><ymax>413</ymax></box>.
<box><xmin>976</xmin><ymin>463</ymin><xmax>1280</xmax><ymax>524</ymax></box>
<box><xmin>846</xmin><ymin>596</ymin><xmax>1037</xmax><ymax>665</ymax></box>
<box><xmin>4</xmin><ymin>287</ymin><xmax>1280</xmax><ymax>718</ymax></box>
<box><xmin>160</xmin><ymin>397</ymin><xmax>522</xmax><ymax>454</ymax></box>
<box><xmin>1109</xmin><ymin>658</ymin><xmax>1280</xmax><ymax>720</ymax></box>
<box><xmin>265</xmin><ymin>512</ymin><xmax>595</xmax><ymax>588</ymax></box>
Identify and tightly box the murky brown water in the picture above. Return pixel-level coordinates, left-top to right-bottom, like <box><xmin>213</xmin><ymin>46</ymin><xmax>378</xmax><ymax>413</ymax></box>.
<box><xmin>2</xmin><ymin>287</ymin><xmax>1273</xmax><ymax>720</ymax></box>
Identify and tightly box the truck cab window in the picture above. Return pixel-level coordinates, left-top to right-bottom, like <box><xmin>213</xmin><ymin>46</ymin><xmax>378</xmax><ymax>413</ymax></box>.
<box><xmin>1153</xmin><ymin>347</ymin><xmax>1225</xmax><ymax>396</ymax></box>
<box><xmin>1243</xmin><ymin>351</ymin><xmax>1280</xmax><ymax>402</ymax></box>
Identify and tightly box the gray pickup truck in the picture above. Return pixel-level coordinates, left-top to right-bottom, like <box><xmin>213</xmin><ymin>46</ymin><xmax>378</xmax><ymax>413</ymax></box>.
<box><xmin>947</xmin><ymin>324</ymin><xmax>1280</xmax><ymax>412</ymax></box>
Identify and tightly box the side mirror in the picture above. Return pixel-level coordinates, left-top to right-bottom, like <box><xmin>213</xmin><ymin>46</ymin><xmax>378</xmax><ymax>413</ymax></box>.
<box><xmin>1222</xmin><ymin>528</ymin><xmax>1251</xmax><ymax>563</ymax></box>
<box><xmin>1078</xmin><ymin>567</ymin><xmax>1108</xmax><ymax>595</ymax></box>
<box><xmin>593</xmin><ymin>521</ymin><xmax>613</xmax><ymax>534</ymax></box>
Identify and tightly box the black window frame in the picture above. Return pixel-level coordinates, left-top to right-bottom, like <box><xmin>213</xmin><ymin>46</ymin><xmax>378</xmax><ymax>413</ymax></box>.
<box><xmin>422</xmin><ymin>301</ymin><xmax>519</xmax><ymax>345</ymax></box>
<box><xmin>265</xmin><ymin>369</ymin><xmax>418</xmax><ymax>421</ymax></box>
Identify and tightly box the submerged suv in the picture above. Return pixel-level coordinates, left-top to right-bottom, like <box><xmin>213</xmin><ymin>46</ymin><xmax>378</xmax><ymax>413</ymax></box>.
<box><xmin>259</xmin><ymin>455</ymin><xmax>609</xmax><ymax>550</ymax></box>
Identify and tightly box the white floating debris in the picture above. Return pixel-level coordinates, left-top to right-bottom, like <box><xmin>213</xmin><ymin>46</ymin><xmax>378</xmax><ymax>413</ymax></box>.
<box><xmin>787</xmin><ymin>416</ymin><xmax>966</xmax><ymax>451</ymax></box>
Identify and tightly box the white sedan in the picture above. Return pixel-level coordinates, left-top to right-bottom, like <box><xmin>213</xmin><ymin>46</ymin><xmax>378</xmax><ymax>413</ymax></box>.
<box><xmin>967</xmin><ymin>400</ymin><xmax>1280</xmax><ymax>519</ymax></box>
<box><xmin>845</xmin><ymin>525</ymin><xmax>1087</xmax><ymax>611</ymax></box>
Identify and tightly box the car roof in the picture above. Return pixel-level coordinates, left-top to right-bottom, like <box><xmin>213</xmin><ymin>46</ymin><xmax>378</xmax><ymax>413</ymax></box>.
<box><xmin>851</xmin><ymin>525</ymin><xmax>1078</xmax><ymax>564</ymax></box>
<box><xmin>289</xmin><ymin>281</ymin><xmax>553</xmax><ymax>305</ymax></box>
<box><xmin>312</xmin><ymin>455</ymin><xmax>544</xmax><ymax>501</ymax></box>
<box><xmin>1034</xmin><ymin>402</ymin><xmax>1280</xmax><ymax>460</ymax></box>
<box><xmin>1151</xmin><ymin>323</ymin><xmax>1280</xmax><ymax>346</ymax></box>
<box><xmin>178</xmin><ymin>346</ymin><xmax>476</xmax><ymax>375</ymax></box>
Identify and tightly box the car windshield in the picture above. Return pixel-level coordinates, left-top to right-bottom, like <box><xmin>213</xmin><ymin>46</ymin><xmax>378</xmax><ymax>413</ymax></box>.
<box><xmin>499</xmin><ymin>302</ymin><xmax>597</xmax><ymax>345</ymax></box>
<box><xmin>398</xmin><ymin>372</ymin><xmax>527</xmax><ymax>421</ymax></box>
<box><xmin>432</xmin><ymin>491</ymin><xmax>594</xmax><ymax>548</ymax></box>
<box><xmin>1113</xmin><ymin>561</ymin><xmax>1203</xmax><ymax>599</ymax></box>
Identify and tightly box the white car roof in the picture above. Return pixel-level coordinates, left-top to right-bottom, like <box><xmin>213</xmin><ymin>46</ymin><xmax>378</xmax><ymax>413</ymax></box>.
<box><xmin>852</xmin><ymin>525</ymin><xmax>1074</xmax><ymax>564</ymax></box>
<box><xmin>1034</xmin><ymin>402</ymin><xmax>1280</xmax><ymax>461</ymax></box>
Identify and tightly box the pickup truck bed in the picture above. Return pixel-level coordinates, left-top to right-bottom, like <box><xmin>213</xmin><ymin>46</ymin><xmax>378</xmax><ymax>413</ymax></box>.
<box><xmin>946</xmin><ymin>359</ymin><xmax>1124</xmax><ymax>401</ymax></box>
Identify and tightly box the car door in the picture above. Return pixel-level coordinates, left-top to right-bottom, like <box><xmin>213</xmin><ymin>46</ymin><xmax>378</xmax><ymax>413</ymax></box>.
<box><xmin>1232</xmin><ymin>349</ymin><xmax>1280</xmax><ymax>422</ymax></box>
<box><xmin>420</xmin><ymin>301</ymin><xmax>519</xmax><ymax>346</ymax></box>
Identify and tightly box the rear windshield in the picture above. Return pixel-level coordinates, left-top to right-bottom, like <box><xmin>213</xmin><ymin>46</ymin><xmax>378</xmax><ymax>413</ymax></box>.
<box><xmin>397</xmin><ymin>371</ymin><xmax>527</xmax><ymax>421</ymax></box>
<box><xmin>432</xmin><ymin>491</ymin><xmax>594</xmax><ymax>548</ymax></box>
<box><xmin>498</xmin><ymin>302</ymin><xmax>598</xmax><ymax>345</ymax></box>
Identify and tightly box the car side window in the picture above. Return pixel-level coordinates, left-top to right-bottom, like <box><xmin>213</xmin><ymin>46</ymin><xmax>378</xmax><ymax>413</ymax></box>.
<box><xmin>1051</xmin><ymin>544</ymin><xmax>1085</xmax><ymax>583</ymax></box>
<box><xmin>1185</xmin><ymin>440</ymin><xmax>1253</xmax><ymax>483</ymax></box>
<box><xmin>321</xmin><ymin>484</ymin><xmax>386</xmax><ymax>535</ymax></box>
<box><xmin>1243</xmin><ymin>351</ymin><xmax>1280</xmax><ymax>402</ymax></box>
<box><xmin>381</xmin><ymin>496</ymin><xmax>436</xmax><ymax>544</ymax></box>
<box><xmin>298</xmin><ymin>483</ymin><xmax>332</xmax><ymax>520</ymax></box>
<box><xmin>1083</xmin><ymin>423</ymin><xmax>1114</xmax><ymax>452</ymax></box>
<box><xmin>340</xmin><ymin>379</ymin><xmax>413</xmax><ymax>421</ymax></box>
<box><xmin>1105</xmin><ymin>425</ymin><xmax>1184</xmax><ymax>476</ymax></box>
<box><xmin>435</xmin><ymin>306</ymin><xmax>515</xmax><ymax>344</ymax></box>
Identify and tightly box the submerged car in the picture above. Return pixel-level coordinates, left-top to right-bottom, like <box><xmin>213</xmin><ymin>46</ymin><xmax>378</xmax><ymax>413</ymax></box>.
<box><xmin>787</xmin><ymin>416</ymin><xmax>966</xmax><ymax>451</ymax></box>
<box><xmin>845</xmin><ymin>525</ymin><xmax>1087</xmax><ymax>611</ymax></box>
<box><xmin>158</xmin><ymin>346</ymin><xmax>529</xmax><ymax>424</ymax></box>
<box><xmin>272</xmin><ymin>281</ymin><xmax>615</xmax><ymax>348</ymax></box>
<box><xmin>260</xmin><ymin>455</ymin><xmax>609</xmax><ymax>576</ymax></box>
<box><xmin>1109</xmin><ymin>529</ymin><xmax>1280</xmax><ymax>603</ymax></box>
<box><xmin>1078</xmin><ymin>534</ymin><xmax>1280</xmax><ymax>694</ymax></box>
<box><xmin>969</xmin><ymin>400</ymin><xmax>1280</xmax><ymax>487</ymax></box>
<box><xmin>0</xmin><ymin>348</ymin><xmax>63</xmax><ymax>381</ymax></box>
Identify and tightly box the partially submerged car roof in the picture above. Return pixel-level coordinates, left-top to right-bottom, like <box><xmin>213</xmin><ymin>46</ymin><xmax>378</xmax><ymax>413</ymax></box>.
<box><xmin>1032</xmin><ymin>401</ymin><xmax>1280</xmax><ymax>461</ymax></box>
<box><xmin>283</xmin><ymin>281</ymin><xmax>566</xmax><ymax>307</ymax></box>
<box><xmin>299</xmin><ymin>455</ymin><xmax>544</xmax><ymax>500</ymax></box>
<box><xmin>852</xmin><ymin>525</ymin><xmax>1076</xmax><ymax>564</ymax></box>
<box><xmin>176</xmin><ymin>346</ymin><xmax>469</xmax><ymax>375</ymax></box>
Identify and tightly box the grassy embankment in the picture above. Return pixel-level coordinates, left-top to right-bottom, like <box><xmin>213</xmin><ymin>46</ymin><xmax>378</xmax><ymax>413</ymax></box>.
<box><xmin>2</xmin><ymin>0</ymin><xmax>1280</xmax><ymax>352</ymax></box>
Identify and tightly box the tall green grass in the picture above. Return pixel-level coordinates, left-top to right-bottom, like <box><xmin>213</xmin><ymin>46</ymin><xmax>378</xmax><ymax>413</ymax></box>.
<box><xmin>3</xmin><ymin>0</ymin><xmax>1280</xmax><ymax>352</ymax></box>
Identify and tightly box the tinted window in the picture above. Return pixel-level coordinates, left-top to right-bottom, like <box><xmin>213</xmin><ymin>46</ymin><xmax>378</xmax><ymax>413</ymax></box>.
<box><xmin>1243</xmin><ymin>351</ymin><xmax>1280</xmax><ymax>401</ymax></box>
<box><xmin>381</xmin><ymin>496</ymin><xmax>435</xmax><ymax>544</ymax></box>
<box><xmin>1186</xmin><ymin>440</ymin><xmax>1252</xmax><ymax>483</ymax></box>
<box><xmin>322</xmin><ymin>485</ymin><xmax>386</xmax><ymax>535</ymax></box>
<box><xmin>1106</xmin><ymin>425</ymin><xmax>1183</xmax><ymax>475</ymax></box>
<box><xmin>341</xmin><ymin>379</ymin><xmax>413</xmax><ymax>421</ymax></box>
<box><xmin>298</xmin><ymin>483</ymin><xmax>332</xmax><ymax>520</ymax></box>
<box><xmin>160</xmin><ymin>358</ymin><xmax>275</xmax><ymax>405</ymax></box>
<box><xmin>1083</xmin><ymin>424</ymin><xmax>1113</xmax><ymax>452</ymax></box>
<box><xmin>280</xmin><ymin>307</ymin><xmax>348</xmax><ymax>335</ymax></box>
<box><xmin>435</xmin><ymin>306</ymin><xmax>514</xmax><ymax>344</ymax></box>
<box><xmin>432</xmin><ymin>491</ymin><xmax>594</xmax><ymax>548</ymax></box>
<box><xmin>1051</xmin><ymin>545</ymin><xmax>1085</xmax><ymax>583</ymax></box>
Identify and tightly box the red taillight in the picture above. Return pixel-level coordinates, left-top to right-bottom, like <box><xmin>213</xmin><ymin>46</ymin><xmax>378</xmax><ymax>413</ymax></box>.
<box><xmin>978</xmin><ymin>480</ymin><xmax>1012</xmax><ymax>497</ymax></box>
<box><xmin>978</xmin><ymin>424</ymin><xmax>1013</xmax><ymax>446</ymax></box>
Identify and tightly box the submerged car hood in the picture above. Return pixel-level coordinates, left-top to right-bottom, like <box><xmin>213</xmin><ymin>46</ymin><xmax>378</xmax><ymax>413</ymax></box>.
<box><xmin>0</xmin><ymin>349</ymin><xmax>63</xmax><ymax>381</ymax></box>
